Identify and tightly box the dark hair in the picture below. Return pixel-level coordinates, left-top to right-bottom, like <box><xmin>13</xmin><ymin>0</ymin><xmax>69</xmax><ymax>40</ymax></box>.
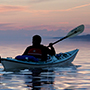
<box><xmin>33</xmin><ymin>35</ymin><xmax>42</xmax><ymax>43</ymax></box>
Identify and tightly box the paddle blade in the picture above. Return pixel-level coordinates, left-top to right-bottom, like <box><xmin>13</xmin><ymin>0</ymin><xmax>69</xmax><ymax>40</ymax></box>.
<box><xmin>67</xmin><ymin>24</ymin><xmax>84</xmax><ymax>38</ymax></box>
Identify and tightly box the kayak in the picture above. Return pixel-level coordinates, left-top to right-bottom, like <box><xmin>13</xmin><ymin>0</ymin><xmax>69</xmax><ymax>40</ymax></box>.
<box><xmin>0</xmin><ymin>49</ymin><xmax>79</xmax><ymax>71</ymax></box>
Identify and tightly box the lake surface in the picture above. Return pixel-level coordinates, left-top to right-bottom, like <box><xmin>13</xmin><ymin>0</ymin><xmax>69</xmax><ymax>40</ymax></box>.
<box><xmin>0</xmin><ymin>39</ymin><xmax>90</xmax><ymax>90</ymax></box>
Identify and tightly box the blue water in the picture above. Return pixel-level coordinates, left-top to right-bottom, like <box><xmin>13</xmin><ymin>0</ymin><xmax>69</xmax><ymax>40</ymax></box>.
<box><xmin>0</xmin><ymin>40</ymin><xmax>90</xmax><ymax>90</ymax></box>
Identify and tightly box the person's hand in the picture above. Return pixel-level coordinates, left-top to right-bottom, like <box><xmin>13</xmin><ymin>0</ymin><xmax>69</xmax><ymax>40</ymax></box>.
<box><xmin>48</xmin><ymin>43</ymin><xmax>53</xmax><ymax>47</ymax></box>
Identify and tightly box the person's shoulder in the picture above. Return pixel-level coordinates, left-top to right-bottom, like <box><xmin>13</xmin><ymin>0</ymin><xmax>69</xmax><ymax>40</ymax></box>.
<box><xmin>26</xmin><ymin>45</ymin><xmax>33</xmax><ymax>49</ymax></box>
<box><xmin>40</xmin><ymin>44</ymin><xmax>48</xmax><ymax>49</ymax></box>
<box><xmin>40</xmin><ymin>44</ymin><xmax>46</xmax><ymax>47</ymax></box>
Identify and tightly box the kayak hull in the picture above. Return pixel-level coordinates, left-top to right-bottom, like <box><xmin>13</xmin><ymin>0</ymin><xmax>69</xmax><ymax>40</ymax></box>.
<box><xmin>1</xmin><ymin>49</ymin><xmax>79</xmax><ymax>71</ymax></box>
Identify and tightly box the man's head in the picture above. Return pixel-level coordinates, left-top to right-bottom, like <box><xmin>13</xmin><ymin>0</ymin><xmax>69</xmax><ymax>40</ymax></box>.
<box><xmin>32</xmin><ymin>35</ymin><xmax>42</xmax><ymax>45</ymax></box>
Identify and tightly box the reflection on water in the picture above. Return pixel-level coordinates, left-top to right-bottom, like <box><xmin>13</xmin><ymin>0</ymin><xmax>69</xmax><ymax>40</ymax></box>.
<box><xmin>0</xmin><ymin>40</ymin><xmax>90</xmax><ymax>90</ymax></box>
<box><xmin>25</xmin><ymin>68</ymin><xmax>54</xmax><ymax>90</ymax></box>
<box><xmin>0</xmin><ymin>65</ymin><xmax>78</xmax><ymax>90</ymax></box>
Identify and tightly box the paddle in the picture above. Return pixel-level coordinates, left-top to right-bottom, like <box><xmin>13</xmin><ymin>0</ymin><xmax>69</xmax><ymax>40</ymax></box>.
<box><xmin>51</xmin><ymin>24</ymin><xmax>84</xmax><ymax>45</ymax></box>
<box><xmin>0</xmin><ymin>24</ymin><xmax>85</xmax><ymax>63</ymax></box>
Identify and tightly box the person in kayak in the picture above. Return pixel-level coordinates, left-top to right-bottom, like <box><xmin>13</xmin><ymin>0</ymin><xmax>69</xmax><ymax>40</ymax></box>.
<box><xmin>22</xmin><ymin>35</ymin><xmax>56</xmax><ymax>61</ymax></box>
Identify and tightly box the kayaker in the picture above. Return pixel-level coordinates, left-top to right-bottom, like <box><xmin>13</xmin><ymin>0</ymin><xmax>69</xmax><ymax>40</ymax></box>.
<box><xmin>23</xmin><ymin>35</ymin><xmax>56</xmax><ymax>61</ymax></box>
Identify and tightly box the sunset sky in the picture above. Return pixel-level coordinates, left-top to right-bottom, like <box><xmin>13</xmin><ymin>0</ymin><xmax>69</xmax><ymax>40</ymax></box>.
<box><xmin>0</xmin><ymin>0</ymin><xmax>90</xmax><ymax>35</ymax></box>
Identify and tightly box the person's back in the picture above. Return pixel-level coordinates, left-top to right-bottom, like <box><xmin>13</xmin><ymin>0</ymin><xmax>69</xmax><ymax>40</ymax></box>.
<box><xmin>23</xmin><ymin>35</ymin><xmax>56</xmax><ymax>61</ymax></box>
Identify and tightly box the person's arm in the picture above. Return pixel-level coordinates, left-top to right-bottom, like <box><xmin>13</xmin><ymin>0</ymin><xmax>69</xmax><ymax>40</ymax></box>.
<box><xmin>48</xmin><ymin>43</ymin><xmax>56</xmax><ymax>55</ymax></box>
<box><xmin>22</xmin><ymin>46</ymin><xmax>30</xmax><ymax>55</ymax></box>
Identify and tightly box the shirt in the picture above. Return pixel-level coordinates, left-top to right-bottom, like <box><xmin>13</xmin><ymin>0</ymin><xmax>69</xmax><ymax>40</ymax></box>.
<box><xmin>23</xmin><ymin>44</ymin><xmax>55</xmax><ymax>61</ymax></box>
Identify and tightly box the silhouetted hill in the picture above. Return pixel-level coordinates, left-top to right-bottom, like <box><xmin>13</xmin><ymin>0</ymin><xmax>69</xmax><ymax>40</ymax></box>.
<box><xmin>70</xmin><ymin>34</ymin><xmax>90</xmax><ymax>41</ymax></box>
<box><xmin>52</xmin><ymin>34</ymin><xmax>90</xmax><ymax>41</ymax></box>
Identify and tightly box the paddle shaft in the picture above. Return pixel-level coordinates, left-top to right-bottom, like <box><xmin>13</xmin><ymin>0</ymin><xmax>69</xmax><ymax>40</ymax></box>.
<box><xmin>52</xmin><ymin>31</ymin><xmax>77</xmax><ymax>45</ymax></box>
<box><xmin>52</xmin><ymin>36</ymin><xmax>68</xmax><ymax>45</ymax></box>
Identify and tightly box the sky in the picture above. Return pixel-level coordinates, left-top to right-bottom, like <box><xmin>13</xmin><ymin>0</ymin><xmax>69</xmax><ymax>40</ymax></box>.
<box><xmin>0</xmin><ymin>0</ymin><xmax>90</xmax><ymax>35</ymax></box>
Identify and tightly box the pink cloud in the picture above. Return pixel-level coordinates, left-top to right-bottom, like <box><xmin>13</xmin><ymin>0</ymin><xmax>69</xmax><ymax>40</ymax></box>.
<box><xmin>0</xmin><ymin>5</ymin><xmax>27</xmax><ymax>12</ymax></box>
<box><xmin>0</xmin><ymin>3</ymin><xmax>90</xmax><ymax>13</ymax></box>
<box><xmin>58</xmin><ymin>22</ymin><xmax>69</xmax><ymax>24</ymax></box>
<box><xmin>0</xmin><ymin>22</ymin><xmax>90</xmax><ymax>35</ymax></box>
<box><xmin>0</xmin><ymin>22</ymin><xmax>67</xmax><ymax>31</ymax></box>
<box><xmin>26</xmin><ymin>3</ymin><xmax>90</xmax><ymax>14</ymax></box>
<box><xmin>64</xmin><ymin>3</ymin><xmax>90</xmax><ymax>11</ymax></box>
<box><xmin>20</xmin><ymin>25</ymin><xmax>61</xmax><ymax>31</ymax></box>
<box><xmin>0</xmin><ymin>22</ymin><xmax>18</xmax><ymax>30</ymax></box>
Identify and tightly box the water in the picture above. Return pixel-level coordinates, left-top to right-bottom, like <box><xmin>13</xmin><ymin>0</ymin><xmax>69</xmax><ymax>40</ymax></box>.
<box><xmin>0</xmin><ymin>39</ymin><xmax>90</xmax><ymax>90</ymax></box>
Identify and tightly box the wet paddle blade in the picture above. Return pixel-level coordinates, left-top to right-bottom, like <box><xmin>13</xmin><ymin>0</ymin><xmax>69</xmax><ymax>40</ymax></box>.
<box><xmin>66</xmin><ymin>24</ymin><xmax>84</xmax><ymax>38</ymax></box>
<box><xmin>52</xmin><ymin>24</ymin><xmax>85</xmax><ymax>45</ymax></box>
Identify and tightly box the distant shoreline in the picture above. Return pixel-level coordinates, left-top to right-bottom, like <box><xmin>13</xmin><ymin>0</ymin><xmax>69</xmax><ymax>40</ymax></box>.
<box><xmin>0</xmin><ymin>34</ymin><xmax>90</xmax><ymax>44</ymax></box>
<box><xmin>53</xmin><ymin>34</ymin><xmax>90</xmax><ymax>41</ymax></box>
